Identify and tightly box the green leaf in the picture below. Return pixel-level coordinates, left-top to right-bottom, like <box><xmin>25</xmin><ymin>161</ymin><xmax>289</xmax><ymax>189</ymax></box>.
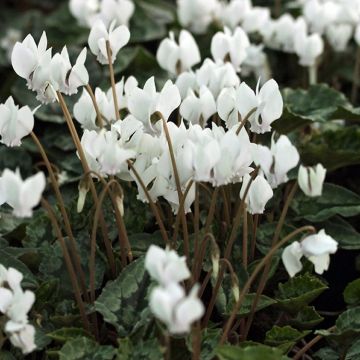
<box><xmin>317</xmin><ymin>307</ymin><xmax>360</xmax><ymax>349</ymax></box>
<box><xmin>57</xmin><ymin>337</ymin><xmax>116</xmax><ymax>360</ymax></box>
<box><xmin>95</xmin><ymin>257</ymin><xmax>152</xmax><ymax>337</ymax></box>
<box><xmin>291</xmin><ymin>183</ymin><xmax>360</xmax><ymax>222</ymax></box>
<box><xmin>274</xmin><ymin>84</ymin><xmax>360</xmax><ymax>133</ymax></box>
<box><xmin>116</xmin><ymin>338</ymin><xmax>163</xmax><ymax>360</ymax></box>
<box><xmin>225</xmin><ymin>294</ymin><xmax>276</xmax><ymax>317</ymax></box>
<box><xmin>313</xmin><ymin>347</ymin><xmax>339</xmax><ymax>360</ymax></box>
<box><xmin>299</xmin><ymin>126</ymin><xmax>360</xmax><ymax>171</ymax></box>
<box><xmin>344</xmin><ymin>279</ymin><xmax>360</xmax><ymax>306</ymax></box>
<box><xmin>0</xmin><ymin>352</ymin><xmax>16</xmax><ymax>360</ymax></box>
<box><xmin>265</xmin><ymin>326</ymin><xmax>310</xmax><ymax>353</ymax></box>
<box><xmin>216</xmin><ymin>345</ymin><xmax>290</xmax><ymax>360</ymax></box>
<box><xmin>320</xmin><ymin>217</ymin><xmax>360</xmax><ymax>250</ymax></box>
<box><xmin>346</xmin><ymin>339</ymin><xmax>360</xmax><ymax>359</ymax></box>
<box><xmin>289</xmin><ymin>306</ymin><xmax>324</xmax><ymax>329</ymax></box>
<box><xmin>47</xmin><ymin>328</ymin><xmax>92</xmax><ymax>343</ymax></box>
<box><xmin>275</xmin><ymin>274</ymin><xmax>328</xmax><ymax>314</ymax></box>
<box><xmin>0</xmin><ymin>249</ymin><xmax>38</xmax><ymax>288</ymax></box>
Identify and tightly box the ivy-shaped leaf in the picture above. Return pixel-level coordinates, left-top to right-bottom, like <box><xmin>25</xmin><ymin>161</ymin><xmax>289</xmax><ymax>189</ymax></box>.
<box><xmin>275</xmin><ymin>274</ymin><xmax>328</xmax><ymax>314</ymax></box>
<box><xmin>216</xmin><ymin>344</ymin><xmax>290</xmax><ymax>360</ymax></box>
<box><xmin>95</xmin><ymin>257</ymin><xmax>152</xmax><ymax>337</ymax></box>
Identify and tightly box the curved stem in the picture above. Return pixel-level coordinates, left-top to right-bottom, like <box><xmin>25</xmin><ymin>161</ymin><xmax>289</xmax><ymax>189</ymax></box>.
<box><xmin>220</xmin><ymin>226</ymin><xmax>316</xmax><ymax>344</ymax></box>
<box><xmin>57</xmin><ymin>92</ymin><xmax>116</xmax><ymax>277</ymax></box>
<box><xmin>85</xmin><ymin>84</ymin><xmax>104</xmax><ymax>128</ymax></box>
<box><xmin>105</xmin><ymin>40</ymin><xmax>120</xmax><ymax>121</ymax></box>
<box><xmin>242</xmin><ymin>182</ymin><xmax>298</xmax><ymax>340</ymax></box>
<box><xmin>161</xmin><ymin>115</ymin><xmax>189</xmax><ymax>261</ymax></box>
<box><xmin>236</xmin><ymin>108</ymin><xmax>257</xmax><ymax>135</ymax></box>
<box><xmin>41</xmin><ymin>199</ymin><xmax>91</xmax><ymax>332</ymax></box>
<box><xmin>128</xmin><ymin>160</ymin><xmax>169</xmax><ymax>245</ymax></box>
<box><xmin>172</xmin><ymin>180</ymin><xmax>194</xmax><ymax>247</ymax></box>
<box><xmin>31</xmin><ymin>132</ymin><xmax>89</xmax><ymax>301</ymax></box>
<box><xmin>89</xmin><ymin>179</ymin><xmax>119</xmax><ymax>303</ymax></box>
<box><xmin>204</xmin><ymin>188</ymin><xmax>220</xmax><ymax>235</ymax></box>
<box><xmin>242</xmin><ymin>204</ymin><xmax>248</xmax><ymax>270</ymax></box>
<box><xmin>293</xmin><ymin>326</ymin><xmax>336</xmax><ymax>360</ymax></box>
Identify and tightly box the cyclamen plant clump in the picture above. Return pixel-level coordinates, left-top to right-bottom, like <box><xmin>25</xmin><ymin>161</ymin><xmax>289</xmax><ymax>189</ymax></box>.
<box><xmin>2</xmin><ymin>0</ymin><xmax>360</xmax><ymax>359</ymax></box>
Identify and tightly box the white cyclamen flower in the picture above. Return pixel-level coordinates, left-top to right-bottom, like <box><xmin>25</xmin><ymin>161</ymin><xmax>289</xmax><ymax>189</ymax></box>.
<box><xmin>177</xmin><ymin>0</ymin><xmax>219</xmax><ymax>34</ymax></box>
<box><xmin>217</xmin><ymin>87</ymin><xmax>238</xmax><ymax>129</ymax></box>
<box><xmin>252</xmin><ymin>135</ymin><xmax>300</xmax><ymax>188</ymax></box>
<box><xmin>0</xmin><ymin>169</ymin><xmax>46</xmax><ymax>218</ymax></box>
<box><xmin>127</xmin><ymin>77</ymin><xmax>181</xmax><ymax>134</ymax></box>
<box><xmin>1</xmin><ymin>28</ymin><xmax>22</xmax><ymax>61</ymax></box>
<box><xmin>157</xmin><ymin>30</ymin><xmax>201</xmax><ymax>75</ymax></box>
<box><xmin>180</xmin><ymin>86</ymin><xmax>216</xmax><ymax>126</ymax></box>
<box><xmin>11</xmin><ymin>31</ymin><xmax>50</xmax><ymax>89</ymax></box>
<box><xmin>240</xmin><ymin>173</ymin><xmax>273</xmax><ymax>214</ymax></box>
<box><xmin>0</xmin><ymin>97</ymin><xmax>34</xmax><ymax>147</ymax></box>
<box><xmin>98</xmin><ymin>0</ymin><xmax>135</xmax><ymax>27</ymax></box>
<box><xmin>150</xmin><ymin>283</ymin><xmax>204</xmax><ymax>334</ymax></box>
<box><xmin>219</xmin><ymin>0</ymin><xmax>252</xmax><ymax>29</ymax></box>
<box><xmin>282</xmin><ymin>229</ymin><xmax>338</xmax><ymax>277</ymax></box>
<box><xmin>298</xmin><ymin>164</ymin><xmax>326</xmax><ymax>197</ymax></box>
<box><xmin>7</xmin><ymin>323</ymin><xmax>36</xmax><ymax>355</ymax></box>
<box><xmin>294</xmin><ymin>26</ymin><xmax>324</xmax><ymax>67</ymax></box>
<box><xmin>242</xmin><ymin>7</ymin><xmax>270</xmax><ymax>33</ymax></box>
<box><xmin>196</xmin><ymin>58</ymin><xmax>240</xmax><ymax>98</ymax></box>
<box><xmin>88</xmin><ymin>19</ymin><xmax>130</xmax><ymax>64</ymax></box>
<box><xmin>236</xmin><ymin>79</ymin><xmax>283</xmax><ymax>134</ymax></box>
<box><xmin>325</xmin><ymin>24</ymin><xmax>353</xmax><ymax>52</ymax></box>
<box><xmin>211</xmin><ymin>26</ymin><xmax>250</xmax><ymax>71</ymax></box>
<box><xmin>145</xmin><ymin>245</ymin><xmax>190</xmax><ymax>286</ymax></box>
<box><xmin>50</xmin><ymin>47</ymin><xmax>89</xmax><ymax>96</ymax></box>
<box><xmin>81</xmin><ymin>129</ymin><xmax>135</xmax><ymax>176</ymax></box>
<box><xmin>69</xmin><ymin>0</ymin><xmax>100</xmax><ymax>26</ymax></box>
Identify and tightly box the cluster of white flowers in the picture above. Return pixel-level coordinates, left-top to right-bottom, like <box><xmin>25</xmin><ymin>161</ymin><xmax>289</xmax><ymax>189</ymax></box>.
<box><xmin>145</xmin><ymin>245</ymin><xmax>204</xmax><ymax>334</ymax></box>
<box><xmin>0</xmin><ymin>265</ymin><xmax>36</xmax><ymax>354</ymax></box>
<box><xmin>11</xmin><ymin>32</ymin><xmax>88</xmax><ymax>103</ymax></box>
<box><xmin>176</xmin><ymin>0</ymin><xmax>360</xmax><ymax>71</ymax></box>
<box><xmin>69</xmin><ymin>0</ymin><xmax>134</xmax><ymax>28</ymax></box>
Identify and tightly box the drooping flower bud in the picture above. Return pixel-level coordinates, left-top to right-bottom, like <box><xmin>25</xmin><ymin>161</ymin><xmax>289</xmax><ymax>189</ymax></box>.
<box><xmin>298</xmin><ymin>164</ymin><xmax>326</xmax><ymax>197</ymax></box>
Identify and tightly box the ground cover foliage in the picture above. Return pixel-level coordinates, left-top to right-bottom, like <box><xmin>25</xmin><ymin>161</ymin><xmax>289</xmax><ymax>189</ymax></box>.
<box><xmin>1</xmin><ymin>0</ymin><xmax>360</xmax><ymax>359</ymax></box>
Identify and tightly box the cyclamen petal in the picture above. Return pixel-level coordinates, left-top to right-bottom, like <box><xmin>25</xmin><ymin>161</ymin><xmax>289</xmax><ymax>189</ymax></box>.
<box><xmin>0</xmin><ymin>169</ymin><xmax>46</xmax><ymax>218</ymax></box>
<box><xmin>0</xmin><ymin>97</ymin><xmax>34</xmax><ymax>147</ymax></box>
<box><xmin>88</xmin><ymin>19</ymin><xmax>130</xmax><ymax>64</ymax></box>
<box><xmin>145</xmin><ymin>245</ymin><xmax>190</xmax><ymax>286</ymax></box>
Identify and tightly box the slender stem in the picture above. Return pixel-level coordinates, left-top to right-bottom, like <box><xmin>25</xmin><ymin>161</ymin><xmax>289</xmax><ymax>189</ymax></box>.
<box><xmin>194</xmin><ymin>183</ymin><xmax>200</xmax><ymax>262</ymax></box>
<box><xmin>161</xmin><ymin>115</ymin><xmax>189</xmax><ymax>261</ymax></box>
<box><xmin>128</xmin><ymin>160</ymin><xmax>169</xmax><ymax>244</ymax></box>
<box><xmin>89</xmin><ymin>179</ymin><xmax>120</xmax><ymax>304</ymax></box>
<box><xmin>106</xmin><ymin>40</ymin><xmax>120</xmax><ymax>120</ymax></box>
<box><xmin>236</xmin><ymin>108</ymin><xmax>257</xmax><ymax>135</ymax></box>
<box><xmin>293</xmin><ymin>326</ymin><xmax>336</xmax><ymax>360</ymax></box>
<box><xmin>352</xmin><ymin>47</ymin><xmax>360</xmax><ymax>104</ymax></box>
<box><xmin>31</xmin><ymin>132</ymin><xmax>89</xmax><ymax>301</ymax></box>
<box><xmin>221</xmin><ymin>187</ymin><xmax>231</xmax><ymax>227</ymax></box>
<box><xmin>202</xmin><ymin>258</ymin><xmax>238</xmax><ymax>328</ymax></box>
<box><xmin>204</xmin><ymin>188</ymin><xmax>220</xmax><ymax>235</ymax></box>
<box><xmin>164</xmin><ymin>332</ymin><xmax>171</xmax><ymax>360</ymax></box>
<box><xmin>199</xmin><ymin>270</ymin><xmax>212</xmax><ymax>298</ymax></box>
<box><xmin>220</xmin><ymin>226</ymin><xmax>316</xmax><ymax>344</ymax></box>
<box><xmin>192</xmin><ymin>322</ymin><xmax>201</xmax><ymax>360</ymax></box>
<box><xmin>309</xmin><ymin>64</ymin><xmax>317</xmax><ymax>86</ymax></box>
<box><xmin>242</xmin><ymin>182</ymin><xmax>298</xmax><ymax>340</ymax></box>
<box><xmin>242</xmin><ymin>205</ymin><xmax>248</xmax><ymax>270</ymax></box>
<box><xmin>172</xmin><ymin>180</ymin><xmax>194</xmax><ymax>247</ymax></box>
<box><xmin>250</xmin><ymin>214</ymin><xmax>259</xmax><ymax>261</ymax></box>
<box><xmin>41</xmin><ymin>199</ymin><xmax>91</xmax><ymax>333</ymax></box>
<box><xmin>275</xmin><ymin>0</ymin><xmax>281</xmax><ymax>17</ymax></box>
<box><xmin>57</xmin><ymin>92</ymin><xmax>116</xmax><ymax>277</ymax></box>
<box><xmin>224</xmin><ymin>167</ymin><xmax>259</xmax><ymax>261</ymax></box>
<box><xmin>85</xmin><ymin>84</ymin><xmax>104</xmax><ymax>128</ymax></box>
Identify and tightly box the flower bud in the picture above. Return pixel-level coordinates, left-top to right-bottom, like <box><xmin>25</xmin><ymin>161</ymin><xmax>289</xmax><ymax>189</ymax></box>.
<box><xmin>298</xmin><ymin>163</ymin><xmax>326</xmax><ymax>197</ymax></box>
<box><xmin>77</xmin><ymin>178</ymin><xmax>90</xmax><ymax>213</ymax></box>
<box><xmin>210</xmin><ymin>237</ymin><xmax>220</xmax><ymax>279</ymax></box>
